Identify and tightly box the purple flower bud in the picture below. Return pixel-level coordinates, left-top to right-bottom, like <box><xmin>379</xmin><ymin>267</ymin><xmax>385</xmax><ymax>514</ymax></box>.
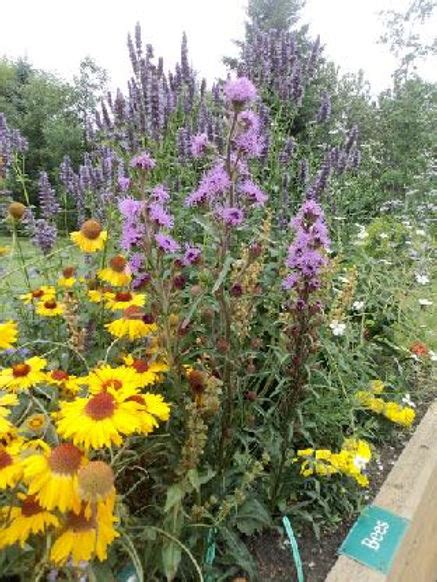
<box><xmin>191</xmin><ymin>133</ymin><xmax>209</xmax><ymax>158</ymax></box>
<box><xmin>224</xmin><ymin>77</ymin><xmax>257</xmax><ymax>108</ymax></box>
<box><xmin>130</xmin><ymin>151</ymin><xmax>156</xmax><ymax>170</ymax></box>
<box><xmin>155</xmin><ymin>233</ymin><xmax>180</xmax><ymax>253</ymax></box>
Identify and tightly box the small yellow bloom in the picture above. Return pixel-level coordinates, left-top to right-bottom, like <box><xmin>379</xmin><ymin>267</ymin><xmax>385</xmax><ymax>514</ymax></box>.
<box><xmin>0</xmin><ymin>441</ymin><xmax>23</xmax><ymax>489</ymax></box>
<box><xmin>20</xmin><ymin>286</ymin><xmax>56</xmax><ymax>304</ymax></box>
<box><xmin>98</xmin><ymin>255</ymin><xmax>131</xmax><ymax>287</ymax></box>
<box><xmin>0</xmin><ymin>245</ymin><xmax>10</xmax><ymax>256</ymax></box>
<box><xmin>36</xmin><ymin>298</ymin><xmax>65</xmax><ymax>317</ymax></box>
<box><xmin>0</xmin><ymin>356</ymin><xmax>47</xmax><ymax>392</ymax></box>
<box><xmin>105</xmin><ymin>291</ymin><xmax>146</xmax><ymax>311</ymax></box>
<box><xmin>45</xmin><ymin>369</ymin><xmax>82</xmax><ymax>395</ymax></box>
<box><xmin>23</xmin><ymin>413</ymin><xmax>47</xmax><ymax>434</ymax></box>
<box><xmin>123</xmin><ymin>354</ymin><xmax>168</xmax><ymax>385</ymax></box>
<box><xmin>58</xmin><ymin>276</ymin><xmax>76</xmax><ymax>288</ymax></box>
<box><xmin>383</xmin><ymin>402</ymin><xmax>415</xmax><ymax>427</ymax></box>
<box><xmin>0</xmin><ymin>393</ymin><xmax>18</xmax><ymax>435</ymax></box>
<box><xmin>83</xmin><ymin>364</ymin><xmax>144</xmax><ymax>394</ymax></box>
<box><xmin>70</xmin><ymin>219</ymin><xmax>108</xmax><ymax>253</ymax></box>
<box><xmin>0</xmin><ymin>495</ymin><xmax>59</xmax><ymax>550</ymax></box>
<box><xmin>370</xmin><ymin>380</ymin><xmax>385</xmax><ymax>394</ymax></box>
<box><xmin>88</xmin><ymin>288</ymin><xmax>113</xmax><ymax>303</ymax></box>
<box><xmin>0</xmin><ymin>321</ymin><xmax>18</xmax><ymax>350</ymax></box>
<box><xmin>106</xmin><ymin>318</ymin><xmax>157</xmax><ymax>341</ymax></box>
<box><xmin>50</xmin><ymin>502</ymin><xmax>118</xmax><ymax>565</ymax></box>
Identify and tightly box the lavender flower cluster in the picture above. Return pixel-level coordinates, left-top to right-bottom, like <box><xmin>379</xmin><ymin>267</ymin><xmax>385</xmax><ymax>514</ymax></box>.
<box><xmin>283</xmin><ymin>199</ymin><xmax>330</xmax><ymax>306</ymax></box>
<box><xmin>0</xmin><ymin>113</ymin><xmax>28</xmax><ymax>178</ymax></box>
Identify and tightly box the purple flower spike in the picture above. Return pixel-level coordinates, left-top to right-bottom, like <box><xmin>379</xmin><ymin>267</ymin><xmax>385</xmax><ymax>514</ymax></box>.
<box><xmin>118</xmin><ymin>176</ymin><xmax>131</xmax><ymax>191</ymax></box>
<box><xmin>148</xmin><ymin>202</ymin><xmax>174</xmax><ymax>229</ymax></box>
<box><xmin>224</xmin><ymin>77</ymin><xmax>257</xmax><ymax>108</ymax></box>
<box><xmin>239</xmin><ymin>180</ymin><xmax>268</xmax><ymax>207</ymax></box>
<box><xmin>182</xmin><ymin>244</ymin><xmax>202</xmax><ymax>266</ymax></box>
<box><xmin>130</xmin><ymin>151</ymin><xmax>156</xmax><ymax>170</ymax></box>
<box><xmin>155</xmin><ymin>233</ymin><xmax>180</xmax><ymax>254</ymax></box>
<box><xmin>220</xmin><ymin>207</ymin><xmax>245</xmax><ymax>226</ymax></box>
<box><xmin>191</xmin><ymin>133</ymin><xmax>209</xmax><ymax>158</ymax></box>
<box><xmin>151</xmin><ymin>184</ymin><xmax>171</xmax><ymax>203</ymax></box>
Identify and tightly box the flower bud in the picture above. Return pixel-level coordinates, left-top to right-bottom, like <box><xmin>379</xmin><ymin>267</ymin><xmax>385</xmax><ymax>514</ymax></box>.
<box><xmin>8</xmin><ymin>201</ymin><xmax>27</xmax><ymax>220</ymax></box>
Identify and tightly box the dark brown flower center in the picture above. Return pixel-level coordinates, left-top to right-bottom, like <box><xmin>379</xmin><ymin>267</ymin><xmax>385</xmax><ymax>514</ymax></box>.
<box><xmin>21</xmin><ymin>496</ymin><xmax>43</xmax><ymax>517</ymax></box>
<box><xmin>127</xmin><ymin>394</ymin><xmax>145</xmax><ymax>405</ymax></box>
<box><xmin>48</xmin><ymin>443</ymin><xmax>82</xmax><ymax>474</ymax></box>
<box><xmin>66</xmin><ymin>509</ymin><xmax>95</xmax><ymax>532</ymax></box>
<box><xmin>62</xmin><ymin>266</ymin><xmax>76</xmax><ymax>278</ymax></box>
<box><xmin>115</xmin><ymin>291</ymin><xmax>132</xmax><ymax>302</ymax></box>
<box><xmin>80</xmin><ymin>219</ymin><xmax>102</xmax><ymax>240</ymax></box>
<box><xmin>51</xmin><ymin>369</ymin><xmax>69</xmax><ymax>381</ymax></box>
<box><xmin>85</xmin><ymin>392</ymin><xmax>116</xmax><ymax>420</ymax></box>
<box><xmin>101</xmin><ymin>378</ymin><xmax>123</xmax><ymax>391</ymax></box>
<box><xmin>109</xmin><ymin>255</ymin><xmax>127</xmax><ymax>273</ymax></box>
<box><xmin>132</xmin><ymin>359</ymin><xmax>149</xmax><ymax>373</ymax></box>
<box><xmin>0</xmin><ymin>448</ymin><xmax>12</xmax><ymax>469</ymax></box>
<box><xmin>123</xmin><ymin>306</ymin><xmax>144</xmax><ymax>320</ymax></box>
<box><xmin>12</xmin><ymin>363</ymin><xmax>31</xmax><ymax>377</ymax></box>
<box><xmin>43</xmin><ymin>299</ymin><xmax>57</xmax><ymax>309</ymax></box>
<box><xmin>31</xmin><ymin>289</ymin><xmax>44</xmax><ymax>299</ymax></box>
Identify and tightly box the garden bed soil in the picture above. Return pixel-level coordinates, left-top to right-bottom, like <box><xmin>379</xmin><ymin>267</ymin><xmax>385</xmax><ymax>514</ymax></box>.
<box><xmin>248</xmin><ymin>389</ymin><xmax>436</xmax><ymax>582</ymax></box>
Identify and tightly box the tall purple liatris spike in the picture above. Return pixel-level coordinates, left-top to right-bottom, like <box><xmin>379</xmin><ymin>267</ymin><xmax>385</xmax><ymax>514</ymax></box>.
<box><xmin>38</xmin><ymin>172</ymin><xmax>60</xmax><ymax>220</ymax></box>
<box><xmin>316</xmin><ymin>92</ymin><xmax>331</xmax><ymax>124</ymax></box>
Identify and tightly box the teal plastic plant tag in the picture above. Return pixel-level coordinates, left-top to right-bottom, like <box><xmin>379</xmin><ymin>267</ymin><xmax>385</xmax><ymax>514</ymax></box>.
<box><xmin>339</xmin><ymin>505</ymin><xmax>409</xmax><ymax>574</ymax></box>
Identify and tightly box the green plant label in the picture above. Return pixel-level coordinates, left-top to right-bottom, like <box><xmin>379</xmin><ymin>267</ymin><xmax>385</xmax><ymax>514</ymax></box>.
<box><xmin>338</xmin><ymin>505</ymin><xmax>409</xmax><ymax>574</ymax></box>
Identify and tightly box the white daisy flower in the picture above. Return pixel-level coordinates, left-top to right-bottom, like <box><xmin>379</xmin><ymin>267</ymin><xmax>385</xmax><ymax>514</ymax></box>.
<box><xmin>401</xmin><ymin>394</ymin><xmax>416</xmax><ymax>408</ymax></box>
<box><xmin>329</xmin><ymin>320</ymin><xmax>346</xmax><ymax>336</ymax></box>
<box><xmin>415</xmin><ymin>273</ymin><xmax>430</xmax><ymax>285</ymax></box>
<box><xmin>352</xmin><ymin>301</ymin><xmax>365</xmax><ymax>311</ymax></box>
<box><xmin>418</xmin><ymin>299</ymin><xmax>433</xmax><ymax>306</ymax></box>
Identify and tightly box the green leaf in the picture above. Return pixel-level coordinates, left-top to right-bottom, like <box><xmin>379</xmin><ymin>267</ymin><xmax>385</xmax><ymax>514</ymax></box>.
<box><xmin>164</xmin><ymin>484</ymin><xmax>185</xmax><ymax>512</ymax></box>
<box><xmin>234</xmin><ymin>498</ymin><xmax>272</xmax><ymax>536</ymax></box>
<box><xmin>162</xmin><ymin>540</ymin><xmax>182</xmax><ymax>582</ymax></box>
<box><xmin>212</xmin><ymin>255</ymin><xmax>234</xmax><ymax>294</ymax></box>
<box><xmin>219</xmin><ymin>527</ymin><xmax>258</xmax><ymax>580</ymax></box>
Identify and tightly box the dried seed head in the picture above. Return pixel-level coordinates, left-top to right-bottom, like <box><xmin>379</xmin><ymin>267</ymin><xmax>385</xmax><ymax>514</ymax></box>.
<box><xmin>80</xmin><ymin>219</ymin><xmax>102</xmax><ymax>240</ymax></box>
<box><xmin>62</xmin><ymin>266</ymin><xmax>76</xmax><ymax>278</ymax></box>
<box><xmin>8</xmin><ymin>201</ymin><xmax>27</xmax><ymax>220</ymax></box>
<box><xmin>188</xmin><ymin>370</ymin><xmax>206</xmax><ymax>395</ymax></box>
<box><xmin>78</xmin><ymin>460</ymin><xmax>114</xmax><ymax>502</ymax></box>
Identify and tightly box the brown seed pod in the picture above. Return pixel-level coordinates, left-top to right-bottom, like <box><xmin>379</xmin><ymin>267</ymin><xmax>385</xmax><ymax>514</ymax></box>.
<box><xmin>8</xmin><ymin>201</ymin><xmax>27</xmax><ymax>220</ymax></box>
<box><xmin>109</xmin><ymin>255</ymin><xmax>127</xmax><ymax>272</ymax></box>
<box><xmin>80</xmin><ymin>219</ymin><xmax>102</xmax><ymax>240</ymax></box>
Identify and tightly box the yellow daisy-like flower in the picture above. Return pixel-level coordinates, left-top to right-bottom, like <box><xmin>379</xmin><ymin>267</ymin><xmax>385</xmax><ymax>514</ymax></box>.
<box><xmin>57</xmin><ymin>266</ymin><xmax>77</xmax><ymax>288</ymax></box>
<box><xmin>369</xmin><ymin>379</ymin><xmax>385</xmax><ymax>394</ymax></box>
<box><xmin>0</xmin><ymin>245</ymin><xmax>10</xmax><ymax>256</ymax></box>
<box><xmin>383</xmin><ymin>402</ymin><xmax>415</xmax><ymax>427</ymax></box>
<box><xmin>22</xmin><ymin>442</ymin><xmax>87</xmax><ymax>513</ymax></box>
<box><xmin>22</xmin><ymin>413</ymin><xmax>47</xmax><ymax>434</ymax></box>
<box><xmin>55</xmin><ymin>388</ymin><xmax>145</xmax><ymax>450</ymax></box>
<box><xmin>0</xmin><ymin>495</ymin><xmax>59</xmax><ymax>550</ymax></box>
<box><xmin>106</xmin><ymin>315</ymin><xmax>157</xmax><ymax>341</ymax></box>
<box><xmin>70</xmin><ymin>219</ymin><xmax>108</xmax><ymax>253</ymax></box>
<box><xmin>83</xmin><ymin>364</ymin><xmax>144</xmax><ymax>395</ymax></box>
<box><xmin>45</xmin><ymin>369</ymin><xmax>82</xmax><ymax>396</ymax></box>
<box><xmin>123</xmin><ymin>354</ymin><xmax>168</xmax><ymax>386</ymax></box>
<box><xmin>0</xmin><ymin>393</ymin><xmax>18</xmax><ymax>434</ymax></box>
<box><xmin>20</xmin><ymin>286</ymin><xmax>56</xmax><ymax>304</ymax></box>
<box><xmin>0</xmin><ymin>356</ymin><xmax>47</xmax><ymax>392</ymax></box>
<box><xmin>0</xmin><ymin>321</ymin><xmax>18</xmax><ymax>350</ymax></box>
<box><xmin>105</xmin><ymin>291</ymin><xmax>146</xmax><ymax>311</ymax></box>
<box><xmin>98</xmin><ymin>255</ymin><xmax>132</xmax><ymax>287</ymax></box>
<box><xmin>36</xmin><ymin>298</ymin><xmax>65</xmax><ymax>317</ymax></box>
<box><xmin>126</xmin><ymin>392</ymin><xmax>171</xmax><ymax>434</ymax></box>
<box><xmin>88</xmin><ymin>287</ymin><xmax>113</xmax><ymax>303</ymax></box>
<box><xmin>50</xmin><ymin>502</ymin><xmax>118</xmax><ymax>566</ymax></box>
<box><xmin>0</xmin><ymin>440</ymin><xmax>23</xmax><ymax>489</ymax></box>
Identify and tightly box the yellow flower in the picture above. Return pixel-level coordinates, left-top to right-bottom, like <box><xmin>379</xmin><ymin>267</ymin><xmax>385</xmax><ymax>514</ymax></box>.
<box><xmin>0</xmin><ymin>393</ymin><xmax>18</xmax><ymax>434</ymax></box>
<box><xmin>296</xmin><ymin>448</ymin><xmax>314</xmax><ymax>457</ymax></box>
<box><xmin>20</xmin><ymin>286</ymin><xmax>56</xmax><ymax>304</ymax></box>
<box><xmin>105</xmin><ymin>291</ymin><xmax>146</xmax><ymax>311</ymax></box>
<box><xmin>45</xmin><ymin>369</ymin><xmax>82</xmax><ymax>396</ymax></box>
<box><xmin>23</xmin><ymin>413</ymin><xmax>47</xmax><ymax>434</ymax></box>
<box><xmin>125</xmin><ymin>392</ymin><xmax>171</xmax><ymax>434</ymax></box>
<box><xmin>88</xmin><ymin>288</ymin><xmax>113</xmax><ymax>303</ymax></box>
<box><xmin>98</xmin><ymin>255</ymin><xmax>132</xmax><ymax>287</ymax></box>
<box><xmin>36</xmin><ymin>298</ymin><xmax>65</xmax><ymax>317</ymax></box>
<box><xmin>50</xmin><ymin>502</ymin><xmax>118</xmax><ymax>566</ymax></box>
<box><xmin>315</xmin><ymin>449</ymin><xmax>332</xmax><ymax>461</ymax></box>
<box><xmin>55</xmin><ymin>388</ymin><xmax>145</xmax><ymax>450</ymax></box>
<box><xmin>0</xmin><ymin>245</ymin><xmax>10</xmax><ymax>256</ymax></box>
<box><xmin>106</xmin><ymin>316</ymin><xmax>157</xmax><ymax>341</ymax></box>
<box><xmin>383</xmin><ymin>402</ymin><xmax>415</xmax><ymax>427</ymax></box>
<box><xmin>58</xmin><ymin>276</ymin><xmax>76</xmax><ymax>288</ymax></box>
<box><xmin>0</xmin><ymin>495</ymin><xmax>59</xmax><ymax>550</ymax></box>
<box><xmin>83</xmin><ymin>364</ymin><xmax>144</xmax><ymax>395</ymax></box>
<box><xmin>70</xmin><ymin>219</ymin><xmax>108</xmax><ymax>253</ymax></box>
<box><xmin>22</xmin><ymin>442</ymin><xmax>87</xmax><ymax>513</ymax></box>
<box><xmin>123</xmin><ymin>354</ymin><xmax>168</xmax><ymax>386</ymax></box>
<box><xmin>0</xmin><ymin>356</ymin><xmax>47</xmax><ymax>392</ymax></box>
<box><xmin>370</xmin><ymin>379</ymin><xmax>385</xmax><ymax>394</ymax></box>
<box><xmin>0</xmin><ymin>321</ymin><xmax>18</xmax><ymax>350</ymax></box>
<box><xmin>0</xmin><ymin>440</ymin><xmax>23</xmax><ymax>489</ymax></box>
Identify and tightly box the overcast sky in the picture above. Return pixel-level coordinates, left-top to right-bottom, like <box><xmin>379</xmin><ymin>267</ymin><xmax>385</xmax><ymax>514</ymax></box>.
<box><xmin>0</xmin><ymin>0</ymin><xmax>435</xmax><ymax>94</ymax></box>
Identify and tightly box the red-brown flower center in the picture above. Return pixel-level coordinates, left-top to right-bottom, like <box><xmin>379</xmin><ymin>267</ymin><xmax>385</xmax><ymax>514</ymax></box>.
<box><xmin>51</xmin><ymin>369</ymin><xmax>69</xmax><ymax>382</ymax></box>
<box><xmin>115</xmin><ymin>291</ymin><xmax>132</xmax><ymax>302</ymax></box>
<box><xmin>109</xmin><ymin>255</ymin><xmax>127</xmax><ymax>273</ymax></box>
<box><xmin>78</xmin><ymin>461</ymin><xmax>114</xmax><ymax>501</ymax></box>
<box><xmin>85</xmin><ymin>392</ymin><xmax>116</xmax><ymax>420</ymax></box>
<box><xmin>66</xmin><ymin>509</ymin><xmax>95</xmax><ymax>532</ymax></box>
<box><xmin>127</xmin><ymin>394</ymin><xmax>145</xmax><ymax>405</ymax></box>
<box><xmin>43</xmin><ymin>299</ymin><xmax>57</xmax><ymax>309</ymax></box>
<box><xmin>48</xmin><ymin>443</ymin><xmax>82</xmax><ymax>475</ymax></box>
<box><xmin>21</xmin><ymin>496</ymin><xmax>43</xmax><ymax>517</ymax></box>
<box><xmin>123</xmin><ymin>306</ymin><xmax>144</xmax><ymax>320</ymax></box>
<box><xmin>80</xmin><ymin>219</ymin><xmax>102</xmax><ymax>240</ymax></box>
<box><xmin>12</xmin><ymin>363</ymin><xmax>31</xmax><ymax>377</ymax></box>
<box><xmin>31</xmin><ymin>289</ymin><xmax>44</xmax><ymax>299</ymax></box>
<box><xmin>101</xmin><ymin>378</ymin><xmax>123</xmax><ymax>391</ymax></box>
<box><xmin>0</xmin><ymin>447</ymin><xmax>13</xmax><ymax>469</ymax></box>
<box><xmin>132</xmin><ymin>359</ymin><xmax>149</xmax><ymax>373</ymax></box>
<box><xmin>62</xmin><ymin>266</ymin><xmax>76</xmax><ymax>278</ymax></box>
